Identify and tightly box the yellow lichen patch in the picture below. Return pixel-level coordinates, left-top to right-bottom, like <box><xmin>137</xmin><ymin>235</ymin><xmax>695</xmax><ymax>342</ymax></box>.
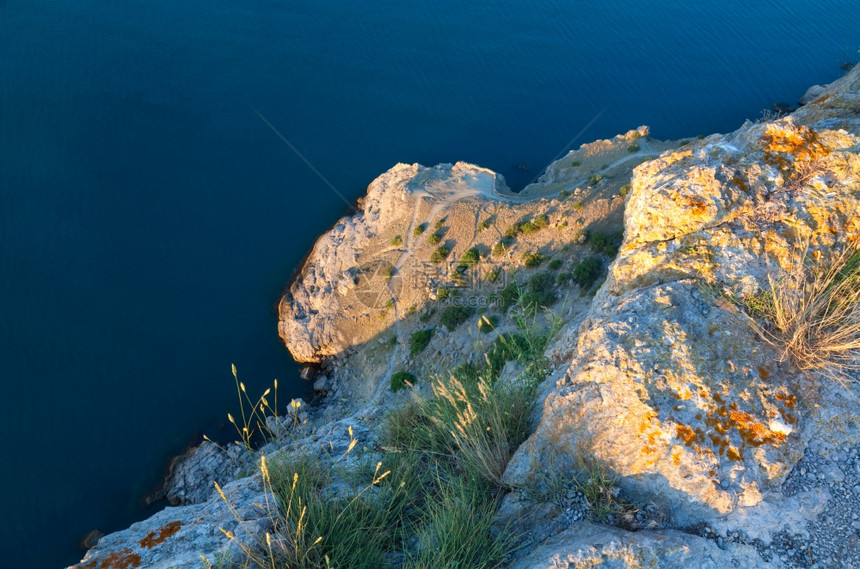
<box><xmin>75</xmin><ymin>549</ymin><xmax>141</xmax><ymax>569</ymax></box>
<box><xmin>139</xmin><ymin>521</ymin><xmax>182</xmax><ymax>549</ymax></box>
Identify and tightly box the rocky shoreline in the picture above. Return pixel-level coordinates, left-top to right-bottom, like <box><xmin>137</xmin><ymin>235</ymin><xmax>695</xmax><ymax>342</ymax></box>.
<box><xmin>70</xmin><ymin>64</ymin><xmax>860</xmax><ymax>569</ymax></box>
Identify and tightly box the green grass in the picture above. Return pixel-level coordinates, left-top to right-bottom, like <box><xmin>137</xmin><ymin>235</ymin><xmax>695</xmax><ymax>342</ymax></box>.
<box><xmin>391</xmin><ymin>235</ymin><xmax>403</xmax><ymax>246</ymax></box>
<box><xmin>413</xmin><ymin>223</ymin><xmax>427</xmax><ymax>236</ymax></box>
<box><xmin>619</xmin><ymin>183</ymin><xmax>631</xmax><ymax>197</ymax></box>
<box><xmin>627</xmin><ymin>143</ymin><xmax>640</xmax><ymax>153</ymax></box>
<box><xmin>409</xmin><ymin>328</ymin><xmax>434</xmax><ymax>356</ymax></box>
<box><xmin>221</xmin><ymin>303</ymin><xmax>567</xmax><ymax>569</ymax></box>
<box><xmin>571</xmin><ymin>160</ymin><xmax>581</xmax><ymax>167</ymax></box>
<box><xmin>434</xmin><ymin>217</ymin><xmax>446</xmax><ymax>230</ymax></box>
<box><xmin>486</xmin><ymin>267</ymin><xmax>501</xmax><ymax>283</ymax></box>
<box><xmin>492</xmin><ymin>242</ymin><xmax>507</xmax><ymax>257</ymax></box>
<box><xmin>478</xmin><ymin>219</ymin><xmax>492</xmax><ymax>232</ymax></box>
<box><xmin>427</xmin><ymin>232</ymin><xmax>442</xmax><ymax>246</ymax></box>
<box><xmin>548</xmin><ymin>259</ymin><xmax>562</xmax><ymax>270</ymax></box>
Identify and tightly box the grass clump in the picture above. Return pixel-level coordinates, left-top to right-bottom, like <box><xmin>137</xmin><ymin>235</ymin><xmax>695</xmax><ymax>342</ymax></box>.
<box><xmin>627</xmin><ymin>143</ymin><xmax>640</xmax><ymax>153</ymax></box>
<box><xmin>434</xmin><ymin>217</ymin><xmax>446</xmax><ymax>230</ymax></box>
<box><xmin>391</xmin><ymin>371</ymin><xmax>417</xmax><ymax>392</ymax></box>
<box><xmin>737</xmin><ymin>242</ymin><xmax>860</xmax><ymax>383</ymax></box>
<box><xmin>440</xmin><ymin>304</ymin><xmax>474</xmax><ymax>331</ymax></box>
<box><xmin>430</xmin><ymin>246</ymin><xmax>450</xmax><ymax>264</ymax></box>
<box><xmin>427</xmin><ymin>232</ymin><xmax>442</xmax><ymax>246</ymax></box>
<box><xmin>571</xmin><ymin>160</ymin><xmax>581</xmax><ymax>167</ymax></box>
<box><xmin>486</xmin><ymin>267</ymin><xmax>501</xmax><ymax>283</ymax></box>
<box><xmin>548</xmin><ymin>259</ymin><xmax>562</xmax><ymax>270</ymax></box>
<box><xmin>619</xmin><ymin>183</ymin><xmax>631</xmax><ymax>197</ymax></box>
<box><xmin>391</xmin><ymin>235</ymin><xmax>403</xmax><ymax>246</ymax></box>
<box><xmin>413</xmin><ymin>223</ymin><xmax>427</xmax><ymax>236</ymax></box>
<box><xmin>492</xmin><ymin>242</ymin><xmax>507</xmax><ymax>257</ymax></box>
<box><xmin>478</xmin><ymin>219</ymin><xmax>492</xmax><ymax>232</ymax></box>
<box><xmin>409</xmin><ymin>328</ymin><xmax>434</xmax><ymax>356</ymax></box>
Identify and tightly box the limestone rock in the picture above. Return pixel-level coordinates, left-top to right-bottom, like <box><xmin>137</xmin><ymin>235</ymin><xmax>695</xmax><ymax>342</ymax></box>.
<box><xmin>509</xmin><ymin>521</ymin><xmax>782</xmax><ymax>569</ymax></box>
<box><xmin>163</xmin><ymin>441</ymin><xmax>251</xmax><ymax>506</ymax></box>
<box><xmin>69</xmin><ymin>475</ymin><xmax>266</xmax><ymax>569</ymax></box>
<box><xmin>505</xmin><ymin>62</ymin><xmax>860</xmax><ymax>536</ymax></box>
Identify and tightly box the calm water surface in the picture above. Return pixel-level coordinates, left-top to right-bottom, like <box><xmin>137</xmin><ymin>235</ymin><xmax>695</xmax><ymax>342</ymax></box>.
<box><xmin>1</xmin><ymin>1</ymin><xmax>857</xmax><ymax>566</ymax></box>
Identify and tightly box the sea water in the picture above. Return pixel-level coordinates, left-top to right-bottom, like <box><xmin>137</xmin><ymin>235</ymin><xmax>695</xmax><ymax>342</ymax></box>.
<box><xmin>1</xmin><ymin>1</ymin><xmax>857</xmax><ymax>566</ymax></box>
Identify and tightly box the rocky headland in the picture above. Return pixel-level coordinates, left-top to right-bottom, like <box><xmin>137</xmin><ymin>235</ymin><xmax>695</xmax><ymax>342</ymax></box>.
<box><xmin>70</xmin><ymin>63</ymin><xmax>860</xmax><ymax>569</ymax></box>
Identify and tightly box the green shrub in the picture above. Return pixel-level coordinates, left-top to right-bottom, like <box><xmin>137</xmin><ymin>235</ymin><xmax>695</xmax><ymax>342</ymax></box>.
<box><xmin>492</xmin><ymin>242</ymin><xmax>507</xmax><ymax>256</ymax></box>
<box><xmin>571</xmin><ymin>160</ymin><xmax>581</xmax><ymax>167</ymax></box>
<box><xmin>413</xmin><ymin>223</ymin><xmax>427</xmax><ymax>236</ymax></box>
<box><xmin>589</xmin><ymin>231</ymin><xmax>608</xmax><ymax>252</ymax></box>
<box><xmin>572</xmin><ymin>201</ymin><xmax>583</xmax><ymax>211</ymax></box>
<box><xmin>430</xmin><ymin>246</ymin><xmax>450</xmax><ymax>263</ymax></box>
<box><xmin>391</xmin><ymin>371</ymin><xmax>417</xmax><ymax>392</ymax></box>
<box><xmin>410</xmin><ymin>329</ymin><xmax>434</xmax><ymax>356</ymax></box>
<box><xmin>560</xmin><ymin>189</ymin><xmax>570</xmax><ymax>198</ymax></box>
<box><xmin>574</xmin><ymin>257</ymin><xmax>602</xmax><ymax>289</ymax></box>
<box><xmin>548</xmin><ymin>259</ymin><xmax>562</xmax><ymax>270</ymax></box>
<box><xmin>478</xmin><ymin>219</ymin><xmax>492</xmax><ymax>232</ymax></box>
<box><xmin>619</xmin><ymin>183</ymin><xmax>631</xmax><ymax>197</ymax></box>
<box><xmin>627</xmin><ymin>143</ymin><xmax>640</xmax><ymax>153</ymax></box>
<box><xmin>557</xmin><ymin>272</ymin><xmax>574</xmax><ymax>285</ymax></box>
<box><xmin>459</xmin><ymin>248</ymin><xmax>480</xmax><ymax>269</ymax></box>
<box><xmin>436</xmin><ymin>287</ymin><xmax>450</xmax><ymax>300</ymax></box>
<box><xmin>587</xmin><ymin>174</ymin><xmax>603</xmax><ymax>186</ymax></box>
<box><xmin>486</xmin><ymin>267</ymin><xmax>501</xmax><ymax>283</ymax></box>
<box><xmin>391</xmin><ymin>235</ymin><xmax>403</xmax><ymax>246</ymax></box>
<box><xmin>440</xmin><ymin>305</ymin><xmax>474</xmax><ymax>331</ymax></box>
<box><xmin>427</xmin><ymin>232</ymin><xmax>442</xmax><ymax>246</ymax></box>
<box><xmin>496</xmin><ymin>282</ymin><xmax>520</xmax><ymax>311</ymax></box>
<box><xmin>434</xmin><ymin>217</ymin><xmax>446</xmax><ymax>230</ymax></box>
<box><xmin>522</xmin><ymin>251</ymin><xmax>546</xmax><ymax>268</ymax></box>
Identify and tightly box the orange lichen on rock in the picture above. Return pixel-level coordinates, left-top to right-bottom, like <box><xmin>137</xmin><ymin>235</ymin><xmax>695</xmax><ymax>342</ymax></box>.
<box><xmin>139</xmin><ymin>520</ymin><xmax>182</xmax><ymax>549</ymax></box>
<box><xmin>75</xmin><ymin>549</ymin><xmax>141</xmax><ymax>569</ymax></box>
<box><xmin>760</xmin><ymin>124</ymin><xmax>831</xmax><ymax>182</ymax></box>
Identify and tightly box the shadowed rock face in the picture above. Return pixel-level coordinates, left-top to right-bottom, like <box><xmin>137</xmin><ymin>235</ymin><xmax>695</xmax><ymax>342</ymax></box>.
<box><xmin>504</xmin><ymin>63</ymin><xmax>860</xmax><ymax>538</ymax></box>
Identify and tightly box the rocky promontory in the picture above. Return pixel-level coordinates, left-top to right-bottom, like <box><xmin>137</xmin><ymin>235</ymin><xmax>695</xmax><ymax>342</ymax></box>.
<box><xmin>70</xmin><ymin>63</ymin><xmax>859</xmax><ymax>569</ymax></box>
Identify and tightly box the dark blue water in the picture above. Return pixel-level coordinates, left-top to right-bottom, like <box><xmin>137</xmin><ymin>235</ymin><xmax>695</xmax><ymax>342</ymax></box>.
<box><xmin>1</xmin><ymin>1</ymin><xmax>857</xmax><ymax>566</ymax></box>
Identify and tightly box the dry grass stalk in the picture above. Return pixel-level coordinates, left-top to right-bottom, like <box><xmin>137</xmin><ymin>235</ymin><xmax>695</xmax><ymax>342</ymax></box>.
<box><xmin>745</xmin><ymin>241</ymin><xmax>860</xmax><ymax>384</ymax></box>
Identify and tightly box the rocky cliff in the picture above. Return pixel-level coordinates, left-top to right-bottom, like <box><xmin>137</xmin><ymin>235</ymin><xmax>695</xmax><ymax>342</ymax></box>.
<box><xmin>69</xmin><ymin>64</ymin><xmax>859</xmax><ymax>569</ymax></box>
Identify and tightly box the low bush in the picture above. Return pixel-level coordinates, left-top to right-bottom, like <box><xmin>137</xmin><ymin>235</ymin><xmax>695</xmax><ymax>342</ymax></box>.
<box><xmin>573</xmin><ymin>256</ymin><xmax>602</xmax><ymax>289</ymax></box>
<box><xmin>413</xmin><ymin>223</ymin><xmax>427</xmax><ymax>236</ymax></box>
<box><xmin>410</xmin><ymin>329</ymin><xmax>434</xmax><ymax>356</ymax></box>
<box><xmin>427</xmin><ymin>232</ymin><xmax>442</xmax><ymax>246</ymax></box>
<box><xmin>391</xmin><ymin>235</ymin><xmax>403</xmax><ymax>246</ymax></box>
<box><xmin>430</xmin><ymin>246</ymin><xmax>450</xmax><ymax>264</ymax></box>
<box><xmin>391</xmin><ymin>371</ymin><xmax>417</xmax><ymax>392</ymax></box>
<box><xmin>587</xmin><ymin>174</ymin><xmax>603</xmax><ymax>186</ymax></box>
<box><xmin>522</xmin><ymin>251</ymin><xmax>546</xmax><ymax>268</ymax></box>
<box><xmin>440</xmin><ymin>305</ymin><xmax>473</xmax><ymax>331</ymax></box>
<box><xmin>492</xmin><ymin>242</ymin><xmax>507</xmax><ymax>256</ymax></box>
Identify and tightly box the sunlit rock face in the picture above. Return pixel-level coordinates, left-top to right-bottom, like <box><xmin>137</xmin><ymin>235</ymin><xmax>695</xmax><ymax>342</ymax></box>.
<box><xmin>504</xmin><ymin>64</ymin><xmax>860</xmax><ymax>531</ymax></box>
